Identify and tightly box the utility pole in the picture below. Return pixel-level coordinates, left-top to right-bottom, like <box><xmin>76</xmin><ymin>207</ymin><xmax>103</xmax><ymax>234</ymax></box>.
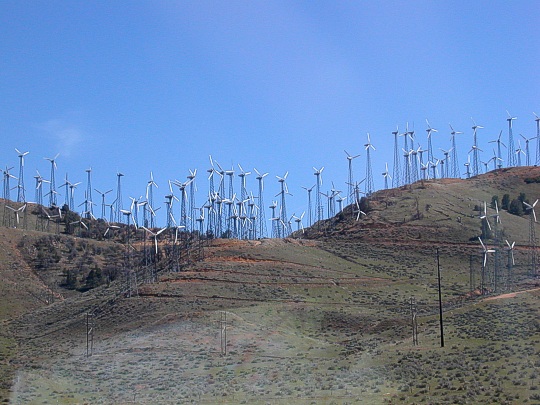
<box><xmin>437</xmin><ymin>248</ymin><xmax>444</xmax><ymax>348</ymax></box>
<box><xmin>86</xmin><ymin>312</ymin><xmax>94</xmax><ymax>357</ymax></box>
<box><xmin>410</xmin><ymin>297</ymin><xmax>418</xmax><ymax>346</ymax></box>
<box><xmin>220</xmin><ymin>311</ymin><xmax>228</xmax><ymax>356</ymax></box>
<box><xmin>469</xmin><ymin>254</ymin><xmax>475</xmax><ymax>293</ymax></box>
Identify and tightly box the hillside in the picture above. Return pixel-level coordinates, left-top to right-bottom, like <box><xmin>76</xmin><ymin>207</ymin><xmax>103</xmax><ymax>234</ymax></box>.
<box><xmin>2</xmin><ymin>167</ymin><xmax>540</xmax><ymax>404</ymax></box>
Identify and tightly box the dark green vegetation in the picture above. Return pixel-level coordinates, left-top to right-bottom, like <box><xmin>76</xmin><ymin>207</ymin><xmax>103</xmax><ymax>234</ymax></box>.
<box><xmin>1</xmin><ymin>167</ymin><xmax>540</xmax><ymax>404</ymax></box>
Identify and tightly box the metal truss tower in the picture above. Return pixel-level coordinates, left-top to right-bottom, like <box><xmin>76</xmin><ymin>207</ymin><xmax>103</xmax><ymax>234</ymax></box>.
<box><xmin>313</xmin><ymin>167</ymin><xmax>324</xmax><ymax>223</ymax></box>
<box><xmin>471</xmin><ymin>119</ymin><xmax>483</xmax><ymax>176</ymax></box>
<box><xmin>392</xmin><ymin>126</ymin><xmax>401</xmax><ymax>188</ymax></box>
<box><xmin>507</xmin><ymin>112</ymin><xmax>517</xmax><ymax>167</ymax></box>
<box><xmin>535</xmin><ymin>113</ymin><xmax>540</xmax><ymax>166</ymax></box>
<box><xmin>15</xmin><ymin>149</ymin><xmax>29</xmax><ymax>203</ymax></box>
<box><xmin>364</xmin><ymin>133</ymin><xmax>375</xmax><ymax>196</ymax></box>
<box><xmin>85</xmin><ymin>168</ymin><xmax>93</xmax><ymax>219</ymax></box>
<box><xmin>301</xmin><ymin>185</ymin><xmax>314</xmax><ymax>227</ymax></box>
<box><xmin>255</xmin><ymin>168</ymin><xmax>268</xmax><ymax>238</ymax></box>
<box><xmin>276</xmin><ymin>173</ymin><xmax>292</xmax><ymax>237</ymax></box>
<box><xmin>188</xmin><ymin>169</ymin><xmax>197</xmax><ymax>233</ymax></box>
<box><xmin>449</xmin><ymin>124</ymin><xmax>462</xmax><ymax>178</ymax></box>
<box><xmin>345</xmin><ymin>150</ymin><xmax>360</xmax><ymax>200</ymax></box>
<box><xmin>44</xmin><ymin>154</ymin><xmax>59</xmax><ymax>206</ymax></box>
<box><xmin>115</xmin><ymin>172</ymin><xmax>124</xmax><ymax>223</ymax></box>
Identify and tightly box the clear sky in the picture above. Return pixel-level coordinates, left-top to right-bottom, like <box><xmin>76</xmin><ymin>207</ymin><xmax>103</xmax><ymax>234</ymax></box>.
<box><xmin>1</xmin><ymin>1</ymin><xmax>539</xmax><ymax>231</ymax></box>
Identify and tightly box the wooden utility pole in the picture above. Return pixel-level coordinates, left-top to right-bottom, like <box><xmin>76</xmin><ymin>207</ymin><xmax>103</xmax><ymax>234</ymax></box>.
<box><xmin>410</xmin><ymin>297</ymin><xmax>418</xmax><ymax>346</ymax></box>
<box><xmin>86</xmin><ymin>312</ymin><xmax>94</xmax><ymax>357</ymax></box>
<box><xmin>220</xmin><ymin>311</ymin><xmax>227</xmax><ymax>356</ymax></box>
<box><xmin>437</xmin><ymin>248</ymin><xmax>444</xmax><ymax>348</ymax></box>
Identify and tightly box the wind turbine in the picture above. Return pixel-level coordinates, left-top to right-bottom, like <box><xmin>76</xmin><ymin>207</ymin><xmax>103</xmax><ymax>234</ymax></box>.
<box><xmin>506</xmin><ymin>111</ymin><xmax>517</xmax><ymax>167</ymax></box>
<box><xmin>479</xmin><ymin>201</ymin><xmax>492</xmax><ymax>239</ymax></box>
<box><xmin>34</xmin><ymin>171</ymin><xmax>49</xmax><ymax>207</ymax></box>
<box><xmin>44</xmin><ymin>154</ymin><xmax>59</xmax><ymax>206</ymax></box>
<box><xmin>142</xmin><ymin>226</ymin><xmax>166</xmax><ymax>256</ymax></box>
<box><xmin>534</xmin><ymin>112</ymin><xmax>540</xmax><ymax>165</ymax></box>
<box><xmin>254</xmin><ymin>168</ymin><xmax>268</xmax><ymax>238</ymax></box>
<box><xmin>292</xmin><ymin>212</ymin><xmax>305</xmax><ymax>233</ymax></box>
<box><xmin>187</xmin><ymin>169</ymin><xmax>197</xmax><ymax>232</ymax></box>
<box><xmin>15</xmin><ymin>149</ymin><xmax>29</xmax><ymax>203</ymax></box>
<box><xmin>95</xmin><ymin>188</ymin><xmax>113</xmax><ymax>220</ymax></box>
<box><xmin>313</xmin><ymin>167</ymin><xmax>324</xmax><ymax>223</ymax></box>
<box><xmin>515</xmin><ymin>140</ymin><xmax>526</xmax><ymax>167</ymax></box>
<box><xmin>382</xmin><ymin>162</ymin><xmax>391</xmax><ymax>189</ymax></box>
<box><xmin>392</xmin><ymin>126</ymin><xmax>401</xmax><ymax>188</ymax></box>
<box><xmin>505</xmin><ymin>240</ymin><xmax>516</xmax><ymax>290</ymax></box>
<box><xmin>523</xmin><ymin>199</ymin><xmax>538</xmax><ymax>276</ymax></box>
<box><xmin>478</xmin><ymin>237</ymin><xmax>495</xmax><ymax>294</ymax></box>
<box><xmin>68</xmin><ymin>181</ymin><xmax>81</xmax><ymax>211</ymax></box>
<box><xmin>449</xmin><ymin>124</ymin><xmax>462</xmax><ymax>178</ymax></box>
<box><xmin>471</xmin><ymin>118</ymin><xmax>483</xmax><ymax>176</ymax></box>
<box><xmin>6</xmin><ymin>204</ymin><xmax>26</xmax><ymax>228</ymax></box>
<box><xmin>464</xmin><ymin>155</ymin><xmax>471</xmax><ymax>179</ymax></box>
<box><xmin>520</xmin><ymin>134</ymin><xmax>535</xmax><ymax>166</ymax></box>
<box><xmin>146</xmin><ymin>172</ymin><xmax>158</xmax><ymax>228</ymax></box>
<box><xmin>237</xmin><ymin>164</ymin><xmax>251</xmax><ymax>203</ymax></box>
<box><xmin>115</xmin><ymin>172</ymin><xmax>124</xmax><ymax>223</ymax></box>
<box><xmin>345</xmin><ymin>150</ymin><xmax>361</xmax><ymax>201</ymax></box>
<box><xmin>104</xmin><ymin>219</ymin><xmax>120</xmax><ymax>239</ymax></box>
<box><xmin>426</xmin><ymin>119</ymin><xmax>438</xmax><ymax>165</ymax></box>
<box><xmin>3</xmin><ymin>167</ymin><xmax>16</xmax><ymax>201</ymax></box>
<box><xmin>488</xmin><ymin>130</ymin><xmax>506</xmax><ymax>169</ymax></box>
<box><xmin>439</xmin><ymin>147</ymin><xmax>453</xmax><ymax>178</ymax></box>
<box><xmin>85</xmin><ymin>168</ymin><xmax>94</xmax><ymax>219</ymax></box>
<box><xmin>301</xmin><ymin>185</ymin><xmax>315</xmax><ymax>227</ymax></box>
<box><xmin>364</xmin><ymin>133</ymin><xmax>375</xmax><ymax>196</ymax></box>
<box><xmin>276</xmin><ymin>172</ymin><xmax>292</xmax><ymax>237</ymax></box>
<box><xmin>353</xmin><ymin>199</ymin><xmax>366</xmax><ymax>221</ymax></box>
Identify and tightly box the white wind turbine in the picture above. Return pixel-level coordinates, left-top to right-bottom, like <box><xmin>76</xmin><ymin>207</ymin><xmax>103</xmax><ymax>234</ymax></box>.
<box><xmin>471</xmin><ymin>118</ymin><xmax>483</xmax><ymax>176</ymax></box>
<box><xmin>364</xmin><ymin>133</ymin><xmax>375</xmax><ymax>196</ymax></box>
<box><xmin>146</xmin><ymin>172</ymin><xmax>158</xmax><ymax>228</ymax></box>
<box><xmin>534</xmin><ymin>112</ymin><xmax>540</xmax><ymax>165</ymax></box>
<box><xmin>15</xmin><ymin>148</ymin><xmax>29</xmax><ymax>203</ymax></box>
<box><xmin>520</xmin><ymin>134</ymin><xmax>536</xmax><ymax>166</ymax></box>
<box><xmin>142</xmin><ymin>226</ymin><xmax>167</xmax><ymax>255</ymax></box>
<box><xmin>345</xmin><ymin>150</ymin><xmax>361</xmax><ymax>201</ymax></box>
<box><xmin>464</xmin><ymin>155</ymin><xmax>471</xmax><ymax>179</ymax></box>
<box><xmin>515</xmin><ymin>140</ymin><xmax>526</xmax><ymax>167</ymax></box>
<box><xmin>478</xmin><ymin>237</ymin><xmax>495</xmax><ymax>294</ymax></box>
<box><xmin>353</xmin><ymin>199</ymin><xmax>366</xmax><ymax>221</ymax></box>
<box><xmin>425</xmin><ymin>119</ymin><xmax>438</xmax><ymax>165</ymax></box>
<box><xmin>292</xmin><ymin>212</ymin><xmax>305</xmax><ymax>233</ymax></box>
<box><xmin>254</xmin><ymin>168</ymin><xmax>268</xmax><ymax>238</ymax></box>
<box><xmin>488</xmin><ymin>130</ymin><xmax>506</xmax><ymax>169</ymax></box>
<box><xmin>505</xmin><ymin>239</ymin><xmax>516</xmax><ymax>289</ymax></box>
<box><xmin>449</xmin><ymin>124</ymin><xmax>462</xmax><ymax>178</ymax></box>
<box><xmin>506</xmin><ymin>111</ymin><xmax>517</xmax><ymax>167</ymax></box>
<box><xmin>6</xmin><ymin>204</ymin><xmax>26</xmax><ymax>228</ymax></box>
<box><xmin>313</xmin><ymin>167</ymin><xmax>324</xmax><ymax>223</ymax></box>
<box><xmin>95</xmin><ymin>188</ymin><xmax>113</xmax><ymax>220</ymax></box>
<box><xmin>44</xmin><ymin>153</ymin><xmax>59</xmax><ymax>206</ymax></box>
<box><xmin>382</xmin><ymin>162</ymin><xmax>391</xmax><ymax>189</ymax></box>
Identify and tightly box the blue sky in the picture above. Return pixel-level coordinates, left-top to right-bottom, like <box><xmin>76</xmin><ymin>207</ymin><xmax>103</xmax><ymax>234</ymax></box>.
<box><xmin>1</xmin><ymin>1</ymin><xmax>539</xmax><ymax>231</ymax></box>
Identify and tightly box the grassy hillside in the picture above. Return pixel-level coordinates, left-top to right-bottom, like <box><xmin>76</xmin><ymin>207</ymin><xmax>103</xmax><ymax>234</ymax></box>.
<box><xmin>2</xmin><ymin>167</ymin><xmax>540</xmax><ymax>404</ymax></box>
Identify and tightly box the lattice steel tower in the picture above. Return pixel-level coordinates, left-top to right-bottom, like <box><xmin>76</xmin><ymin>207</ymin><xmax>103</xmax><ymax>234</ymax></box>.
<box><xmin>506</xmin><ymin>112</ymin><xmax>517</xmax><ymax>167</ymax></box>
<box><xmin>254</xmin><ymin>168</ymin><xmax>268</xmax><ymax>238</ymax></box>
<box><xmin>15</xmin><ymin>149</ymin><xmax>29</xmax><ymax>203</ymax></box>
<box><xmin>313</xmin><ymin>167</ymin><xmax>324</xmax><ymax>223</ymax></box>
<box><xmin>115</xmin><ymin>172</ymin><xmax>124</xmax><ymax>222</ymax></box>
<box><xmin>449</xmin><ymin>124</ymin><xmax>462</xmax><ymax>178</ymax></box>
<box><xmin>392</xmin><ymin>126</ymin><xmax>401</xmax><ymax>188</ymax></box>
